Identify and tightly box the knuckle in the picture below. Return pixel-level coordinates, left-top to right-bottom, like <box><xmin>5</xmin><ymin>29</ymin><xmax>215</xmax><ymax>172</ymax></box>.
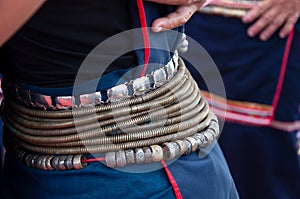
<box><xmin>289</xmin><ymin>13</ymin><xmax>300</xmax><ymax>23</ymax></box>
<box><xmin>179</xmin><ymin>15</ymin><xmax>189</xmax><ymax>25</ymax></box>
<box><xmin>261</xmin><ymin>14</ymin><xmax>273</xmax><ymax>23</ymax></box>
<box><xmin>256</xmin><ymin>2</ymin><xmax>267</xmax><ymax>12</ymax></box>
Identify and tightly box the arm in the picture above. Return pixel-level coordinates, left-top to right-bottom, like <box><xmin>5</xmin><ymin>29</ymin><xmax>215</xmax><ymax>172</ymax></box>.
<box><xmin>0</xmin><ymin>0</ymin><xmax>46</xmax><ymax>46</ymax></box>
<box><xmin>145</xmin><ymin>0</ymin><xmax>208</xmax><ymax>32</ymax></box>
<box><xmin>242</xmin><ymin>0</ymin><xmax>300</xmax><ymax>41</ymax></box>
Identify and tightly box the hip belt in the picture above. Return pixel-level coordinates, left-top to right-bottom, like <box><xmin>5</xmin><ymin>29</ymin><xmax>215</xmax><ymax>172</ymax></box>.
<box><xmin>1</xmin><ymin>58</ymin><xmax>219</xmax><ymax>171</ymax></box>
<box><xmin>199</xmin><ymin>0</ymin><xmax>260</xmax><ymax>18</ymax></box>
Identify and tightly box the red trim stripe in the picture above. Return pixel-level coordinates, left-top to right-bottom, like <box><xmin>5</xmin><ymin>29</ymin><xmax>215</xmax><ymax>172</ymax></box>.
<box><xmin>136</xmin><ymin>0</ymin><xmax>150</xmax><ymax>77</ymax></box>
<box><xmin>82</xmin><ymin>157</ymin><xmax>106</xmax><ymax>163</ymax></box>
<box><xmin>272</xmin><ymin>120</ymin><xmax>300</xmax><ymax>132</ymax></box>
<box><xmin>202</xmin><ymin>91</ymin><xmax>273</xmax><ymax>117</ymax></box>
<box><xmin>161</xmin><ymin>160</ymin><xmax>183</xmax><ymax>199</ymax></box>
<box><xmin>271</xmin><ymin>28</ymin><xmax>294</xmax><ymax>120</ymax></box>
<box><xmin>210</xmin><ymin>0</ymin><xmax>257</xmax><ymax>9</ymax></box>
<box><xmin>211</xmin><ymin>106</ymin><xmax>272</xmax><ymax>126</ymax></box>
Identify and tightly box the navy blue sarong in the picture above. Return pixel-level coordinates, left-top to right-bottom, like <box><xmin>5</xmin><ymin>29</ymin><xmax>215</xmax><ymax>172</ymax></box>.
<box><xmin>185</xmin><ymin>12</ymin><xmax>300</xmax><ymax>199</ymax></box>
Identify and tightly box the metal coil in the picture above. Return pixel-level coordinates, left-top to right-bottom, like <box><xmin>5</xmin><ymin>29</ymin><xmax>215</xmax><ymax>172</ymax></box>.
<box><xmin>3</xmin><ymin>58</ymin><xmax>220</xmax><ymax>170</ymax></box>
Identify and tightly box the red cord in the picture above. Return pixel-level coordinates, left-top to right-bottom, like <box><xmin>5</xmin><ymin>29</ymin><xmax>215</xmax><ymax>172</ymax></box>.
<box><xmin>271</xmin><ymin>28</ymin><xmax>294</xmax><ymax>121</ymax></box>
<box><xmin>161</xmin><ymin>160</ymin><xmax>183</xmax><ymax>199</ymax></box>
<box><xmin>82</xmin><ymin>157</ymin><xmax>106</xmax><ymax>163</ymax></box>
<box><xmin>136</xmin><ymin>0</ymin><xmax>150</xmax><ymax>77</ymax></box>
<box><xmin>83</xmin><ymin>158</ymin><xmax>183</xmax><ymax>198</ymax></box>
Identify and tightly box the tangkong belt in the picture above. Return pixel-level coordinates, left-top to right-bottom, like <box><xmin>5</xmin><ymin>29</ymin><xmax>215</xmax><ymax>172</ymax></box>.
<box><xmin>199</xmin><ymin>0</ymin><xmax>259</xmax><ymax>18</ymax></box>
<box><xmin>2</xmin><ymin>58</ymin><xmax>219</xmax><ymax>170</ymax></box>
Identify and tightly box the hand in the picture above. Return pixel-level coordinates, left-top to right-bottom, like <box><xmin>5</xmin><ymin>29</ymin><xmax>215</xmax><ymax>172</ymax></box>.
<box><xmin>145</xmin><ymin>0</ymin><xmax>207</xmax><ymax>32</ymax></box>
<box><xmin>242</xmin><ymin>0</ymin><xmax>300</xmax><ymax>41</ymax></box>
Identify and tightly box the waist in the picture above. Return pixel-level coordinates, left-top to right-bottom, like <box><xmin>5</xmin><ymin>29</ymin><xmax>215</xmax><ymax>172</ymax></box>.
<box><xmin>2</xmin><ymin>57</ymin><xmax>220</xmax><ymax>171</ymax></box>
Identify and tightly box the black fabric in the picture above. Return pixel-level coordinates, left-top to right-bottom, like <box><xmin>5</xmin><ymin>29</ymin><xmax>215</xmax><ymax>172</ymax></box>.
<box><xmin>1</xmin><ymin>0</ymin><xmax>136</xmax><ymax>87</ymax></box>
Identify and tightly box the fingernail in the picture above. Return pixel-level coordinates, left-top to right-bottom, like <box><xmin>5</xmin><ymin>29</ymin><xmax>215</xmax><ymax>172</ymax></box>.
<box><xmin>152</xmin><ymin>26</ymin><xmax>163</xmax><ymax>32</ymax></box>
<box><xmin>260</xmin><ymin>34</ymin><xmax>267</xmax><ymax>41</ymax></box>
<box><xmin>202</xmin><ymin>2</ymin><xmax>209</xmax><ymax>7</ymax></box>
<box><xmin>243</xmin><ymin>13</ymin><xmax>254</xmax><ymax>23</ymax></box>
<box><xmin>242</xmin><ymin>16</ymin><xmax>250</xmax><ymax>23</ymax></box>
<box><xmin>279</xmin><ymin>32</ymin><xmax>286</xmax><ymax>39</ymax></box>
<box><xmin>247</xmin><ymin>29</ymin><xmax>254</xmax><ymax>37</ymax></box>
<box><xmin>202</xmin><ymin>0</ymin><xmax>214</xmax><ymax>7</ymax></box>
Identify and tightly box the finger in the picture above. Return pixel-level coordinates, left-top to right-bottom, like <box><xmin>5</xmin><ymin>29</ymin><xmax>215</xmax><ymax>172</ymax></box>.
<box><xmin>145</xmin><ymin>0</ymin><xmax>199</xmax><ymax>6</ymax></box>
<box><xmin>242</xmin><ymin>0</ymin><xmax>271</xmax><ymax>23</ymax></box>
<box><xmin>259</xmin><ymin>12</ymin><xmax>288</xmax><ymax>41</ymax></box>
<box><xmin>246</xmin><ymin>7</ymin><xmax>277</xmax><ymax>38</ymax></box>
<box><xmin>279</xmin><ymin>12</ymin><xmax>300</xmax><ymax>38</ymax></box>
<box><xmin>151</xmin><ymin>2</ymin><xmax>203</xmax><ymax>32</ymax></box>
<box><xmin>202</xmin><ymin>0</ymin><xmax>214</xmax><ymax>7</ymax></box>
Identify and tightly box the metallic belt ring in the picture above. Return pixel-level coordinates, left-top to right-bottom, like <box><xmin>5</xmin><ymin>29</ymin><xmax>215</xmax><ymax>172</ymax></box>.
<box><xmin>66</xmin><ymin>155</ymin><xmax>74</xmax><ymax>170</ymax></box>
<box><xmin>150</xmin><ymin>145</ymin><xmax>163</xmax><ymax>162</ymax></box>
<box><xmin>116</xmin><ymin>151</ymin><xmax>126</xmax><ymax>168</ymax></box>
<box><xmin>163</xmin><ymin>142</ymin><xmax>180</xmax><ymax>161</ymax></box>
<box><xmin>105</xmin><ymin>152</ymin><xmax>116</xmax><ymax>168</ymax></box>
<box><xmin>184</xmin><ymin>140</ymin><xmax>192</xmax><ymax>155</ymax></box>
<box><xmin>125</xmin><ymin>149</ymin><xmax>135</xmax><ymax>165</ymax></box>
<box><xmin>204</xmin><ymin>131</ymin><xmax>215</xmax><ymax>146</ymax></box>
<box><xmin>45</xmin><ymin>156</ymin><xmax>55</xmax><ymax>171</ymax></box>
<box><xmin>185</xmin><ymin>137</ymin><xmax>198</xmax><ymax>152</ymax></box>
<box><xmin>58</xmin><ymin>156</ymin><xmax>68</xmax><ymax>170</ymax></box>
<box><xmin>51</xmin><ymin>156</ymin><xmax>60</xmax><ymax>170</ymax></box>
<box><xmin>32</xmin><ymin>154</ymin><xmax>40</xmax><ymax>168</ymax></box>
<box><xmin>36</xmin><ymin>155</ymin><xmax>47</xmax><ymax>170</ymax></box>
<box><xmin>73</xmin><ymin>155</ymin><xmax>87</xmax><ymax>170</ymax></box>
<box><xmin>135</xmin><ymin>148</ymin><xmax>145</xmax><ymax>164</ymax></box>
<box><xmin>174</xmin><ymin>140</ymin><xmax>188</xmax><ymax>156</ymax></box>
<box><xmin>143</xmin><ymin>147</ymin><xmax>152</xmax><ymax>163</ymax></box>
<box><xmin>25</xmin><ymin>154</ymin><xmax>34</xmax><ymax>167</ymax></box>
<box><xmin>194</xmin><ymin>134</ymin><xmax>205</xmax><ymax>146</ymax></box>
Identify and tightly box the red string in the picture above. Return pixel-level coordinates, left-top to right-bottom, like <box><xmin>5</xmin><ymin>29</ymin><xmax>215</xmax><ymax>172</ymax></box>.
<box><xmin>271</xmin><ymin>28</ymin><xmax>295</xmax><ymax>121</ymax></box>
<box><xmin>84</xmin><ymin>158</ymin><xmax>183</xmax><ymax>198</ymax></box>
<box><xmin>136</xmin><ymin>0</ymin><xmax>150</xmax><ymax>77</ymax></box>
<box><xmin>161</xmin><ymin>160</ymin><xmax>183</xmax><ymax>199</ymax></box>
<box><xmin>82</xmin><ymin>157</ymin><xmax>106</xmax><ymax>163</ymax></box>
